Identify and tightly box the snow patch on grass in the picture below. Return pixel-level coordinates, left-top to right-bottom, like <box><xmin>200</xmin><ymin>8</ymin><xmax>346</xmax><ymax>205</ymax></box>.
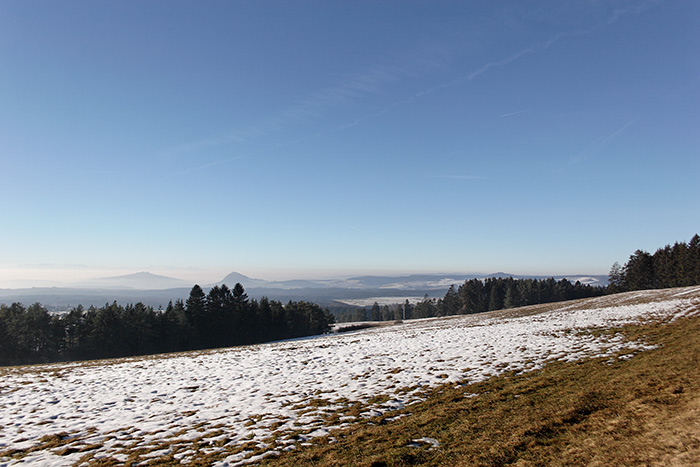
<box><xmin>2</xmin><ymin>287</ymin><xmax>699</xmax><ymax>465</ymax></box>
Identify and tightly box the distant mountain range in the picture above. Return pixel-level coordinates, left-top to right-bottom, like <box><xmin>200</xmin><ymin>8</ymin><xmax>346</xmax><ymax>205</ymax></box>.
<box><xmin>216</xmin><ymin>271</ymin><xmax>607</xmax><ymax>291</ymax></box>
<box><xmin>72</xmin><ymin>272</ymin><xmax>192</xmax><ymax>290</ymax></box>
<box><xmin>0</xmin><ymin>271</ymin><xmax>608</xmax><ymax>311</ymax></box>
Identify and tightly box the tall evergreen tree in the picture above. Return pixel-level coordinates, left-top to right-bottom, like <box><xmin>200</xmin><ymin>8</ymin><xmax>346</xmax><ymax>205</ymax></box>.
<box><xmin>370</xmin><ymin>302</ymin><xmax>382</xmax><ymax>321</ymax></box>
<box><xmin>624</xmin><ymin>250</ymin><xmax>656</xmax><ymax>290</ymax></box>
<box><xmin>689</xmin><ymin>234</ymin><xmax>700</xmax><ymax>284</ymax></box>
<box><xmin>439</xmin><ymin>284</ymin><xmax>460</xmax><ymax>316</ymax></box>
<box><xmin>459</xmin><ymin>279</ymin><xmax>485</xmax><ymax>314</ymax></box>
<box><xmin>207</xmin><ymin>285</ymin><xmax>234</xmax><ymax>347</ymax></box>
<box><xmin>503</xmin><ymin>281</ymin><xmax>518</xmax><ymax>309</ymax></box>
<box><xmin>487</xmin><ymin>279</ymin><xmax>505</xmax><ymax>311</ymax></box>
<box><xmin>413</xmin><ymin>295</ymin><xmax>437</xmax><ymax>318</ymax></box>
<box><xmin>185</xmin><ymin>285</ymin><xmax>208</xmax><ymax>348</ymax></box>
<box><xmin>232</xmin><ymin>283</ymin><xmax>248</xmax><ymax>303</ymax></box>
<box><xmin>230</xmin><ymin>282</ymin><xmax>251</xmax><ymax>344</ymax></box>
<box><xmin>608</xmin><ymin>262</ymin><xmax>626</xmax><ymax>293</ymax></box>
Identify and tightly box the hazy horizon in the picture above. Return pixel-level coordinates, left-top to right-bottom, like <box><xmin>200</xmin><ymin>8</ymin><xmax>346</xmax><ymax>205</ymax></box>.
<box><xmin>2</xmin><ymin>1</ymin><xmax>698</xmax><ymax>289</ymax></box>
<box><xmin>0</xmin><ymin>265</ymin><xmax>612</xmax><ymax>290</ymax></box>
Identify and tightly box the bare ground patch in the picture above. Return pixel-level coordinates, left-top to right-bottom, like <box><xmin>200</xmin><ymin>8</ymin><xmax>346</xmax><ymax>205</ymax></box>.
<box><xmin>255</xmin><ymin>307</ymin><xmax>700</xmax><ymax>466</ymax></box>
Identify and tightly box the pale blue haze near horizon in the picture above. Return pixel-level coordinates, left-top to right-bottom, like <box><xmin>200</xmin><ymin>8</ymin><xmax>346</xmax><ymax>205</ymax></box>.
<box><xmin>1</xmin><ymin>0</ymin><xmax>698</xmax><ymax>287</ymax></box>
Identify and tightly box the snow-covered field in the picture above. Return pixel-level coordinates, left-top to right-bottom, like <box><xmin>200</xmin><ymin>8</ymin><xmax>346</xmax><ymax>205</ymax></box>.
<box><xmin>2</xmin><ymin>287</ymin><xmax>699</xmax><ymax>466</ymax></box>
<box><xmin>334</xmin><ymin>295</ymin><xmax>427</xmax><ymax>307</ymax></box>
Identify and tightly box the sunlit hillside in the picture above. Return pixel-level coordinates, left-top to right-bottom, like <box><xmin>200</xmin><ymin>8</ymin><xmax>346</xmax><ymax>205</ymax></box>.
<box><xmin>2</xmin><ymin>286</ymin><xmax>699</xmax><ymax>466</ymax></box>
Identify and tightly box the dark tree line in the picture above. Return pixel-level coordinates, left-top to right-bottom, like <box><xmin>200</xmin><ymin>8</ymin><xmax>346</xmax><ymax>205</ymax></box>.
<box><xmin>338</xmin><ymin>276</ymin><xmax>606</xmax><ymax>323</ymax></box>
<box><xmin>0</xmin><ymin>283</ymin><xmax>334</xmax><ymax>366</ymax></box>
<box><xmin>4</xmin><ymin>235</ymin><xmax>698</xmax><ymax>366</ymax></box>
<box><xmin>441</xmin><ymin>276</ymin><xmax>606</xmax><ymax>315</ymax></box>
<box><xmin>608</xmin><ymin>234</ymin><xmax>700</xmax><ymax>293</ymax></box>
<box><xmin>338</xmin><ymin>234</ymin><xmax>700</xmax><ymax>324</ymax></box>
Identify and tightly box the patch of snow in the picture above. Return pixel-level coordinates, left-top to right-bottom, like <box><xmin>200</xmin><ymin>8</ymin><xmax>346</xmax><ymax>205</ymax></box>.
<box><xmin>2</xmin><ymin>286</ymin><xmax>699</xmax><ymax>465</ymax></box>
<box><xmin>334</xmin><ymin>296</ymin><xmax>427</xmax><ymax>307</ymax></box>
<box><xmin>409</xmin><ymin>437</ymin><xmax>440</xmax><ymax>448</ymax></box>
<box><xmin>673</xmin><ymin>286</ymin><xmax>700</xmax><ymax>297</ymax></box>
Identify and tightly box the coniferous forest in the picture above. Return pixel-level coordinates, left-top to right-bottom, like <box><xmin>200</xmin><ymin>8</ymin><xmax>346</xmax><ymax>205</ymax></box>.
<box><xmin>338</xmin><ymin>276</ymin><xmax>608</xmax><ymax>323</ymax></box>
<box><xmin>339</xmin><ymin>234</ymin><xmax>700</xmax><ymax>323</ymax></box>
<box><xmin>607</xmin><ymin>234</ymin><xmax>700</xmax><ymax>292</ymax></box>
<box><xmin>0</xmin><ymin>283</ymin><xmax>334</xmax><ymax>366</ymax></box>
<box><xmin>1</xmin><ymin>234</ymin><xmax>698</xmax><ymax>367</ymax></box>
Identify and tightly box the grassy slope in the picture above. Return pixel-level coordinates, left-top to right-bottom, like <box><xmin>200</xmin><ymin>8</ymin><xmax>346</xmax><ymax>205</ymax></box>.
<box><xmin>259</xmin><ymin>292</ymin><xmax>700</xmax><ymax>467</ymax></box>
<box><xmin>3</xmin><ymin>289</ymin><xmax>699</xmax><ymax>466</ymax></box>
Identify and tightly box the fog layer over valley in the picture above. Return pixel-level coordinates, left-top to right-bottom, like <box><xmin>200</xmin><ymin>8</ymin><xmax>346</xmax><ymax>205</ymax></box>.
<box><xmin>0</xmin><ymin>271</ymin><xmax>608</xmax><ymax>312</ymax></box>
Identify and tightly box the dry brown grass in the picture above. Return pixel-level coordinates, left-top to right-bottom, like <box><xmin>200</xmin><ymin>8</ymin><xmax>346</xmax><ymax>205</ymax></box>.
<box><xmin>256</xmin><ymin>301</ymin><xmax>700</xmax><ymax>466</ymax></box>
<box><xmin>3</xmin><ymin>288</ymin><xmax>699</xmax><ymax>466</ymax></box>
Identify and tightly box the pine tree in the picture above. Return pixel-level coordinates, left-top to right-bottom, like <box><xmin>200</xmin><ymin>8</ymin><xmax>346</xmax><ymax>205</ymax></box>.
<box><xmin>370</xmin><ymin>302</ymin><xmax>382</xmax><ymax>321</ymax></box>
<box><xmin>625</xmin><ymin>250</ymin><xmax>656</xmax><ymax>290</ymax></box>
<box><xmin>185</xmin><ymin>285</ymin><xmax>208</xmax><ymax>348</ymax></box>
<box><xmin>689</xmin><ymin>234</ymin><xmax>700</xmax><ymax>284</ymax></box>
<box><xmin>440</xmin><ymin>284</ymin><xmax>460</xmax><ymax>316</ymax></box>
<box><xmin>232</xmin><ymin>283</ymin><xmax>249</xmax><ymax>304</ymax></box>
<box><xmin>487</xmin><ymin>279</ymin><xmax>505</xmax><ymax>311</ymax></box>
<box><xmin>207</xmin><ymin>285</ymin><xmax>234</xmax><ymax>347</ymax></box>
<box><xmin>381</xmin><ymin>305</ymin><xmax>393</xmax><ymax>321</ymax></box>
<box><xmin>230</xmin><ymin>283</ymin><xmax>251</xmax><ymax>344</ymax></box>
<box><xmin>459</xmin><ymin>279</ymin><xmax>485</xmax><ymax>314</ymax></box>
<box><xmin>608</xmin><ymin>262</ymin><xmax>626</xmax><ymax>293</ymax></box>
<box><xmin>352</xmin><ymin>307</ymin><xmax>367</xmax><ymax>322</ymax></box>
<box><xmin>413</xmin><ymin>295</ymin><xmax>437</xmax><ymax>318</ymax></box>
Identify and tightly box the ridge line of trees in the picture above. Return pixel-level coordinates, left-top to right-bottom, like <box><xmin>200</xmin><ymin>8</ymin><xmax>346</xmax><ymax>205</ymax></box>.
<box><xmin>0</xmin><ymin>283</ymin><xmax>334</xmax><ymax>366</ymax></box>
<box><xmin>340</xmin><ymin>234</ymin><xmax>700</xmax><ymax>323</ymax></box>
<box><xmin>2</xmin><ymin>234</ymin><xmax>698</xmax><ymax>366</ymax></box>
<box><xmin>608</xmin><ymin>234</ymin><xmax>700</xmax><ymax>292</ymax></box>
<box><xmin>339</xmin><ymin>276</ymin><xmax>607</xmax><ymax>323</ymax></box>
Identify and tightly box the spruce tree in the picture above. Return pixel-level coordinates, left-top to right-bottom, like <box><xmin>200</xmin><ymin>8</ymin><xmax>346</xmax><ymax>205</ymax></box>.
<box><xmin>625</xmin><ymin>250</ymin><xmax>656</xmax><ymax>290</ymax></box>
<box><xmin>185</xmin><ymin>285</ymin><xmax>208</xmax><ymax>348</ymax></box>
<box><xmin>689</xmin><ymin>234</ymin><xmax>700</xmax><ymax>284</ymax></box>
<box><xmin>608</xmin><ymin>262</ymin><xmax>626</xmax><ymax>293</ymax></box>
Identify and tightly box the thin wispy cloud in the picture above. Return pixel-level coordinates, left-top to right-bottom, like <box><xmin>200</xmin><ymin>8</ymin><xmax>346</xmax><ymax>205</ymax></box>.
<box><xmin>438</xmin><ymin>175</ymin><xmax>492</xmax><ymax>180</ymax></box>
<box><xmin>557</xmin><ymin>118</ymin><xmax>638</xmax><ymax>175</ymax></box>
<box><xmin>5</xmin><ymin>0</ymin><xmax>693</xmax><ymax>286</ymax></box>
<box><xmin>157</xmin><ymin>46</ymin><xmax>452</xmax><ymax>179</ymax></box>
<box><xmin>162</xmin><ymin>0</ymin><xmax>661</xmax><ymax>177</ymax></box>
<box><xmin>163</xmin><ymin>126</ymin><xmax>266</xmax><ymax>158</ymax></box>
<box><xmin>347</xmin><ymin>224</ymin><xmax>369</xmax><ymax>235</ymax></box>
<box><xmin>500</xmin><ymin>110</ymin><xmax>526</xmax><ymax>118</ymax></box>
<box><xmin>288</xmin><ymin>41</ymin><xmax>454</xmax><ymax>130</ymax></box>
<box><xmin>577</xmin><ymin>118</ymin><xmax>637</xmax><ymax>160</ymax></box>
<box><xmin>318</xmin><ymin>1</ymin><xmax>659</xmax><ymax>139</ymax></box>
<box><xmin>162</xmin><ymin>155</ymin><xmax>246</xmax><ymax>180</ymax></box>
<box><xmin>162</xmin><ymin>63</ymin><xmax>410</xmax><ymax>161</ymax></box>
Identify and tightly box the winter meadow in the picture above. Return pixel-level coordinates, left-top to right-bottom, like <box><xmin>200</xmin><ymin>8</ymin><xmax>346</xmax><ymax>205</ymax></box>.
<box><xmin>2</xmin><ymin>286</ymin><xmax>699</xmax><ymax>466</ymax></box>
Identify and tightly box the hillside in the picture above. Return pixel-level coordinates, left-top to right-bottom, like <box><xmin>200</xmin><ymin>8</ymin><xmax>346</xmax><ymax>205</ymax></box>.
<box><xmin>1</xmin><ymin>286</ymin><xmax>699</xmax><ymax>466</ymax></box>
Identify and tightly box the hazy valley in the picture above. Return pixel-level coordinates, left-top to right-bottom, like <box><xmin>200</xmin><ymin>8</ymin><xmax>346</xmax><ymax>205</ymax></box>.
<box><xmin>0</xmin><ymin>271</ymin><xmax>608</xmax><ymax>312</ymax></box>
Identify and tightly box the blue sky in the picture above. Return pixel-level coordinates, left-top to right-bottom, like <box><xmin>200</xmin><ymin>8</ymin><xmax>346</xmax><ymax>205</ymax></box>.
<box><xmin>1</xmin><ymin>0</ymin><xmax>698</xmax><ymax>286</ymax></box>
